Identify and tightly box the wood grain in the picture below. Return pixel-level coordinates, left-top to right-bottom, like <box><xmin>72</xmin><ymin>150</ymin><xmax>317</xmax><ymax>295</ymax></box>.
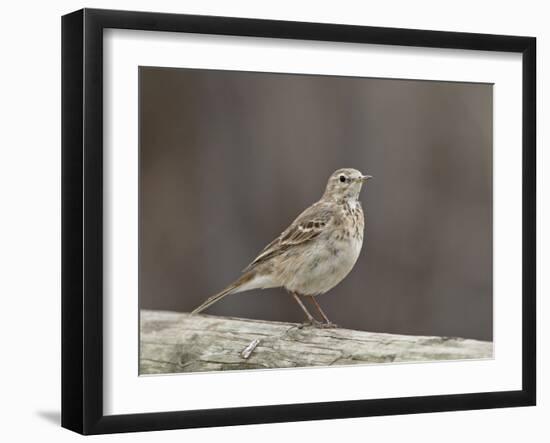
<box><xmin>140</xmin><ymin>310</ymin><xmax>493</xmax><ymax>374</ymax></box>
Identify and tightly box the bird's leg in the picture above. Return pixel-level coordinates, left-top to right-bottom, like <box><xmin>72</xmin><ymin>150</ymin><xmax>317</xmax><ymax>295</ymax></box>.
<box><xmin>308</xmin><ymin>296</ymin><xmax>338</xmax><ymax>328</ymax></box>
<box><xmin>290</xmin><ymin>292</ymin><xmax>321</xmax><ymax>326</ymax></box>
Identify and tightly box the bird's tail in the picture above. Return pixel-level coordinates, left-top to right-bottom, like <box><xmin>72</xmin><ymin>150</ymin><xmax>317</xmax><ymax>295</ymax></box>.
<box><xmin>191</xmin><ymin>285</ymin><xmax>237</xmax><ymax>314</ymax></box>
<box><xmin>191</xmin><ymin>273</ymin><xmax>255</xmax><ymax>314</ymax></box>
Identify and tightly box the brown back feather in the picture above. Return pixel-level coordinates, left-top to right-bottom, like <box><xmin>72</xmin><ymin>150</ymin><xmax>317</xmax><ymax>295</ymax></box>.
<box><xmin>242</xmin><ymin>201</ymin><xmax>335</xmax><ymax>273</ymax></box>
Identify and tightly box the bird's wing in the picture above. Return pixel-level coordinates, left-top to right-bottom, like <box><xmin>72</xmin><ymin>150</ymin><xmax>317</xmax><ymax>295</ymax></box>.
<box><xmin>242</xmin><ymin>201</ymin><xmax>335</xmax><ymax>272</ymax></box>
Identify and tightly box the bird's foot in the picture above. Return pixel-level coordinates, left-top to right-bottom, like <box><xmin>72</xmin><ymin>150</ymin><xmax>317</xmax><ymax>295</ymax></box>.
<box><xmin>319</xmin><ymin>321</ymin><xmax>339</xmax><ymax>329</ymax></box>
<box><xmin>299</xmin><ymin>319</ymin><xmax>338</xmax><ymax>329</ymax></box>
<box><xmin>299</xmin><ymin>318</ymin><xmax>324</xmax><ymax>328</ymax></box>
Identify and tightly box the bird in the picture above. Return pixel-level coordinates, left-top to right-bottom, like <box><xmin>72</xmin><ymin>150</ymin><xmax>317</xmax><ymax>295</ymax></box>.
<box><xmin>191</xmin><ymin>168</ymin><xmax>372</xmax><ymax>327</ymax></box>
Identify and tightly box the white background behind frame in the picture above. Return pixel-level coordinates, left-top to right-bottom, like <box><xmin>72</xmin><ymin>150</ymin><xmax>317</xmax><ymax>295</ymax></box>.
<box><xmin>103</xmin><ymin>29</ymin><xmax>522</xmax><ymax>416</ymax></box>
<box><xmin>0</xmin><ymin>0</ymin><xmax>547</xmax><ymax>442</ymax></box>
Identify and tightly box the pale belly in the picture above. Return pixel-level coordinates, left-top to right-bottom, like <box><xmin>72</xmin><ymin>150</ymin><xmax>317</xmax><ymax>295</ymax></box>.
<box><xmin>278</xmin><ymin>234</ymin><xmax>364</xmax><ymax>295</ymax></box>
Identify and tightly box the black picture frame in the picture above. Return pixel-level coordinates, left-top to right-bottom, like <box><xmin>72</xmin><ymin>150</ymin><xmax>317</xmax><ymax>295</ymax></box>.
<box><xmin>61</xmin><ymin>8</ymin><xmax>536</xmax><ymax>435</ymax></box>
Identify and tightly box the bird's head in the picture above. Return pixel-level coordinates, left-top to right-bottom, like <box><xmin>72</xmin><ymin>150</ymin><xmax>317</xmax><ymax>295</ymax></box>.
<box><xmin>322</xmin><ymin>168</ymin><xmax>372</xmax><ymax>201</ymax></box>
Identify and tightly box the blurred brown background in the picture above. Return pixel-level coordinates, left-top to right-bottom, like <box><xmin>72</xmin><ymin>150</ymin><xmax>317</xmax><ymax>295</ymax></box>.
<box><xmin>139</xmin><ymin>67</ymin><xmax>493</xmax><ymax>341</ymax></box>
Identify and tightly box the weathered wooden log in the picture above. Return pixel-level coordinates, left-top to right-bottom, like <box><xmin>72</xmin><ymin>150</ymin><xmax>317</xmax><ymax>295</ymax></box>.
<box><xmin>140</xmin><ymin>309</ymin><xmax>493</xmax><ymax>374</ymax></box>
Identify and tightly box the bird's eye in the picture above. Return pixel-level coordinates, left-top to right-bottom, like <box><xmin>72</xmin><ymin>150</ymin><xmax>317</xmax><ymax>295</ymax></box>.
<box><xmin>339</xmin><ymin>175</ymin><xmax>346</xmax><ymax>183</ymax></box>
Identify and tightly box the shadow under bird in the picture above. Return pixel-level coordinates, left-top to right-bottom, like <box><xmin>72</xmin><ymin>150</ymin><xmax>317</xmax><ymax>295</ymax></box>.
<box><xmin>192</xmin><ymin>168</ymin><xmax>372</xmax><ymax>327</ymax></box>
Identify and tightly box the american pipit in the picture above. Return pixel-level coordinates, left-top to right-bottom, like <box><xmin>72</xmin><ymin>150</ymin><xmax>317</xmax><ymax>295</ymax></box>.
<box><xmin>192</xmin><ymin>168</ymin><xmax>372</xmax><ymax>327</ymax></box>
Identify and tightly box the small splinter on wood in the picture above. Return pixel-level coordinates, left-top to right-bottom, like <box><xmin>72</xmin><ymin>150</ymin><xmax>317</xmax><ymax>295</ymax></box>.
<box><xmin>240</xmin><ymin>338</ymin><xmax>261</xmax><ymax>359</ymax></box>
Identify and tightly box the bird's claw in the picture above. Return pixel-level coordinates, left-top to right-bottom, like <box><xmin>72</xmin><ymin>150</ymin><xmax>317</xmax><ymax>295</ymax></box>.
<box><xmin>319</xmin><ymin>322</ymin><xmax>338</xmax><ymax>329</ymax></box>
<box><xmin>299</xmin><ymin>319</ymin><xmax>338</xmax><ymax>329</ymax></box>
<box><xmin>300</xmin><ymin>318</ymin><xmax>323</xmax><ymax>328</ymax></box>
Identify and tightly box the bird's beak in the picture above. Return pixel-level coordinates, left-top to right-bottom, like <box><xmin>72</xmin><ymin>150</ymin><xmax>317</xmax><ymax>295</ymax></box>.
<box><xmin>360</xmin><ymin>175</ymin><xmax>373</xmax><ymax>182</ymax></box>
